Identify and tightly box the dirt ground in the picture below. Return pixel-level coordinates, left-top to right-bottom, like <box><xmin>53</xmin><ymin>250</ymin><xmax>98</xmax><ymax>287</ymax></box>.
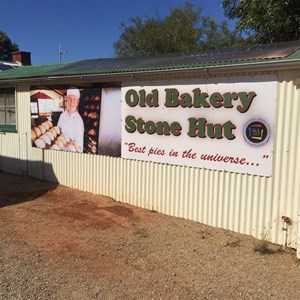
<box><xmin>0</xmin><ymin>172</ymin><xmax>299</xmax><ymax>300</ymax></box>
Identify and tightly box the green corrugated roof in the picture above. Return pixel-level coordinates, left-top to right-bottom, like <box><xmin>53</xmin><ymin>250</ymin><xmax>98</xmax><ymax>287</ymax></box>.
<box><xmin>1</xmin><ymin>40</ymin><xmax>300</xmax><ymax>81</ymax></box>
<box><xmin>0</xmin><ymin>62</ymin><xmax>71</xmax><ymax>79</ymax></box>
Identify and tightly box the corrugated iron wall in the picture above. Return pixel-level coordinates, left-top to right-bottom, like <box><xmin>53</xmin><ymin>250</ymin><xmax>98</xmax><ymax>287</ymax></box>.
<box><xmin>0</xmin><ymin>85</ymin><xmax>29</xmax><ymax>175</ymax></box>
<box><xmin>272</xmin><ymin>71</ymin><xmax>300</xmax><ymax>248</ymax></box>
<box><xmin>0</xmin><ymin>73</ymin><xmax>299</xmax><ymax>248</ymax></box>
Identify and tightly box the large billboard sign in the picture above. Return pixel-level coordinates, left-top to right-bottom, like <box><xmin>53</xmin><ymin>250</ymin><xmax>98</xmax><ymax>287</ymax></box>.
<box><xmin>121</xmin><ymin>76</ymin><xmax>277</xmax><ymax>176</ymax></box>
<box><xmin>30</xmin><ymin>75</ymin><xmax>277</xmax><ymax>176</ymax></box>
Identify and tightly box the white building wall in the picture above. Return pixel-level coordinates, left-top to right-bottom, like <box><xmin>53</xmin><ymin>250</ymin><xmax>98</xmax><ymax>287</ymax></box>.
<box><xmin>272</xmin><ymin>71</ymin><xmax>300</xmax><ymax>248</ymax></box>
<box><xmin>0</xmin><ymin>71</ymin><xmax>299</xmax><ymax>249</ymax></box>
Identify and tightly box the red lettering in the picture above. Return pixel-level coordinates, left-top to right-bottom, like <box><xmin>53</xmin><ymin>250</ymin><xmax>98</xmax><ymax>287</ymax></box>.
<box><xmin>148</xmin><ymin>147</ymin><xmax>165</xmax><ymax>157</ymax></box>
<box><xmin>200</xmin><ymin>153</ymin><xmax>247</xmax><ymax>165</ymax></box>
<box><xmin>128</xmin><ymin>142</ymin><xmax>146</xmax><ymax>153</ymax></box>
<box><xmin>182</xmin><ymin>149</ymin><xmax>197</xmax><ymax>159</ymax></box>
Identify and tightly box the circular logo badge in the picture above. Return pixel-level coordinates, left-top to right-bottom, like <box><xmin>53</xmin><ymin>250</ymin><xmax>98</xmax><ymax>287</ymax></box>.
<box><xmin>243</xmin><ymin>119</ymin><xmax>271</xmax><ymax>147</ymax></box>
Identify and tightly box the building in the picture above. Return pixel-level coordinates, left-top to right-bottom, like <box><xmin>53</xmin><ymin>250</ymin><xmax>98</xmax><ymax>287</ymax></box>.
<box><xmin>0</xmin><ymin>62</ymin><xmax>18</xmax><ymax>72</ymax></box>
<box><xmin>0</xmin><ymin>51</ymin><xmax>31</xmax><ymax>72</ymax></box>
<box><xmin>0</xmin><ymin>41</ymin><xmax>299</xmax><ymax>256</ymax></box>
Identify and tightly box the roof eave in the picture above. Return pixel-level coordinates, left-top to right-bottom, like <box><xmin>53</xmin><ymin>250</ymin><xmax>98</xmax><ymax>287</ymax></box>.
<box><xmin>0</xmin><ymin>58</ymin><xmax>300</xmax><ymax>86</ymax></box>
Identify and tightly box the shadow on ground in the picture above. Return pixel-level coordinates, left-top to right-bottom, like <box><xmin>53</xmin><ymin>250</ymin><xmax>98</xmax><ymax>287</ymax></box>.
<box><xmin>0</xmin><ymin>158</ymin><xmax>58</xmax><ymax>208</ymax></box>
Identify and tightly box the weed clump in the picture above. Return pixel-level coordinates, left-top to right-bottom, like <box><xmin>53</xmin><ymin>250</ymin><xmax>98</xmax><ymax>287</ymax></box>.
<box><xmin>254</xmin><ymin>240</ymin><xmax>276</xmax><ymax>254</ymax></box>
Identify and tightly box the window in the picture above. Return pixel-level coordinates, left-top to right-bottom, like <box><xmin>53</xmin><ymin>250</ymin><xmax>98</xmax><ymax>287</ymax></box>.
<box><xmin>0</xmin><ymin>88</ymin><xmax>16</xmax><ymax>132</ymax></box>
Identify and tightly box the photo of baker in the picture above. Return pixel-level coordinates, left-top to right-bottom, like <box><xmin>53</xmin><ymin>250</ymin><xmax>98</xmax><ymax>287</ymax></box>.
<box><xmin>30</xmin><ymin>85</ymin><xmax>102</xmax><ymax>154</ymax></box>
<box><xmin>57</xmin><ymin>87</ymin><xmax>84</xmax><ymax>152</ymax></box>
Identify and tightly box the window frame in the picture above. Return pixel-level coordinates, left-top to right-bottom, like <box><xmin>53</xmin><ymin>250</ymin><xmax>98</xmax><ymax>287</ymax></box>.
<box><xmin>0</xmin><ymin>87</ymin><xmax>17</xmax><ymax>133</ymax></box>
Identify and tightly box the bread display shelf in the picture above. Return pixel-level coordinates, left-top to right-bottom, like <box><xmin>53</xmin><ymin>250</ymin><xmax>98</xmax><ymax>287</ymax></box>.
<box><xmin>31</xmin><ymin>120</ymin><xmax>80</xmax><ymax>152</ymax></box>
<box><xmin>80</xmin><ymin>95</ymin><xmax>101</xmax><ymax>155</ymax></box>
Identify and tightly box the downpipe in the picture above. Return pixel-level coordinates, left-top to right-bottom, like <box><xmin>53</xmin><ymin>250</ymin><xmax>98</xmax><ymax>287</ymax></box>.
<box><xmin>297</xmin><ymin>215</ymin><xmax>300</xmax><ymax>259</ymax></box>
<box><xmin>281</xmin><ymin>216</ymin><xmax>291</xmax><ymax>250</ymax></box>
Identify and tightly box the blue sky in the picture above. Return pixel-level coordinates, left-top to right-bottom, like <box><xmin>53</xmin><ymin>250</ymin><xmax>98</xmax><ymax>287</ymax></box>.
<box><xmin>1</xmin><ymin>0</ymin><xmax>233</xmax><ymax>65</ymax></box>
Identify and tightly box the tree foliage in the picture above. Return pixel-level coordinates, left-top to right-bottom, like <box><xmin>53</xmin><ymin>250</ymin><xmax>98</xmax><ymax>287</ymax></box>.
<box><xmin>222</xmin><ymin>0</ymin><xmax>300</xmax><ymax>44</ymax></box>
<box><xmin>0</xmin><ymin>30</ymin><xmax>19</xmax><ymax>62</ymax></box>
<box><xmin>114</xmin><ymin>1</ymin><xmax>243</xmax><ymax>57</ymax></box>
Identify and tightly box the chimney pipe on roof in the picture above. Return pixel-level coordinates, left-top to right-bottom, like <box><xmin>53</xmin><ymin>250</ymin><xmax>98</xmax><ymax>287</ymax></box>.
<box><xmin>11</xmin><ymin>51</ymin><xmax>31</xmax><ymax>66</ymax></box>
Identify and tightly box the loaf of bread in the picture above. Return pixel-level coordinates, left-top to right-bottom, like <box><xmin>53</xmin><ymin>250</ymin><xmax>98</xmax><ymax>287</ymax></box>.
<box><xmin>86</xmin><ymin>143</ymin><xmax>97</xmax><ymax>154</ymax></box>
<box><xmin>60</xmin><ymin>133</ymin><xmax>70</xmax><ymax>143</ymax></box>
<box><xmin>88</xmin><ymin>112</ymin><xmax>98</xmax><ymax>119</ymax></box>
<box><xmin>54</xmin><ymin>139</ymin><xmax>65</xmax><ymax>149</ymax></box>
<box><xmin>50</xmin><ymin>127</ymin><xmax>58</xmax><ymax>138</ymax></box>
<box><xmin>38</xmin><ymin>124</ymin><xmax>47</xmax><ymax>134</ymax></box>
<box><xmin>65</xmin><ymin>142</ymin><xmax>76</xmax><ymax>152</ymax></box>
<box><xmin>34</xmin><ymin>138</ymin><xmax>46</xmax><ymax>149</ymax></box>
<box><xmin>57</xmin><ymin>135</ymin><xmax>67</xmax><ymax>145</ymax></box>
<box><xmin>53</xmin><ymin>126</ymin><xmax>61</xmax><ymax>135</ymax></box>
<box><xmin>50</xmin><ymin>143</ymin><xmax>60</xmax><ymax>150</ymax></box>
<box><xmin>43</xmin><ymin>121</ymin><xmax>50</xmax><ymax>131</ymax></box>
<box><xmin>45</xmin><ymin>131</ymin><xmax>55</xmax><ymax>141</ymax></box>
<box><xmin>31</xmin><ymin>130</ymin><xmax>37</xmax><ymax>142</ymax></box>
<box><xmin>46</xmin><ymin>120</ymin><xmax>53</xmax><ymax>128</ymax></box>
<box><xmin>33</xmin><ymin>126</ymin><xmax>42</xmax><ymax>137</ymax></box>
<box><xmin>88</xmin><ymin>129</ymin><xmax>97</xmax><ymax>136</ymax></box>
<box><xmin>72</xmin><ymin>141</ymin><xmax>80</xmax><ymax>152</ymax></box>
<box><xmin>88</xmin><ymin>137</ymin><xmax>97</xmax><ymax>145</ymax></box>
<box><xmin>40</xmin><ymin>134</ymin><xmax>51</xmax><ymax>146</ymax></box>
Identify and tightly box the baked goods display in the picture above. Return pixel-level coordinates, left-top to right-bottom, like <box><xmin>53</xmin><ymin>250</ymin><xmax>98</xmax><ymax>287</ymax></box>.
<box><xmin>30</xmin><ymin>87</ymin><xmax>102</xmax><ymax>155</ymax></box>
<box><xmin>31</xmin><ymin>120</ymin><xmax>80</xmax><ymax>152</ymax></box>
<box><xmin>88</xmin><ymin>128</ymin><xmax>97</xmax><ymax>136</ymax></box>
<box><xmin>79</xmin><ymin>90</ymin><xmax>101</xmax><ymax>154</ymax></box>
